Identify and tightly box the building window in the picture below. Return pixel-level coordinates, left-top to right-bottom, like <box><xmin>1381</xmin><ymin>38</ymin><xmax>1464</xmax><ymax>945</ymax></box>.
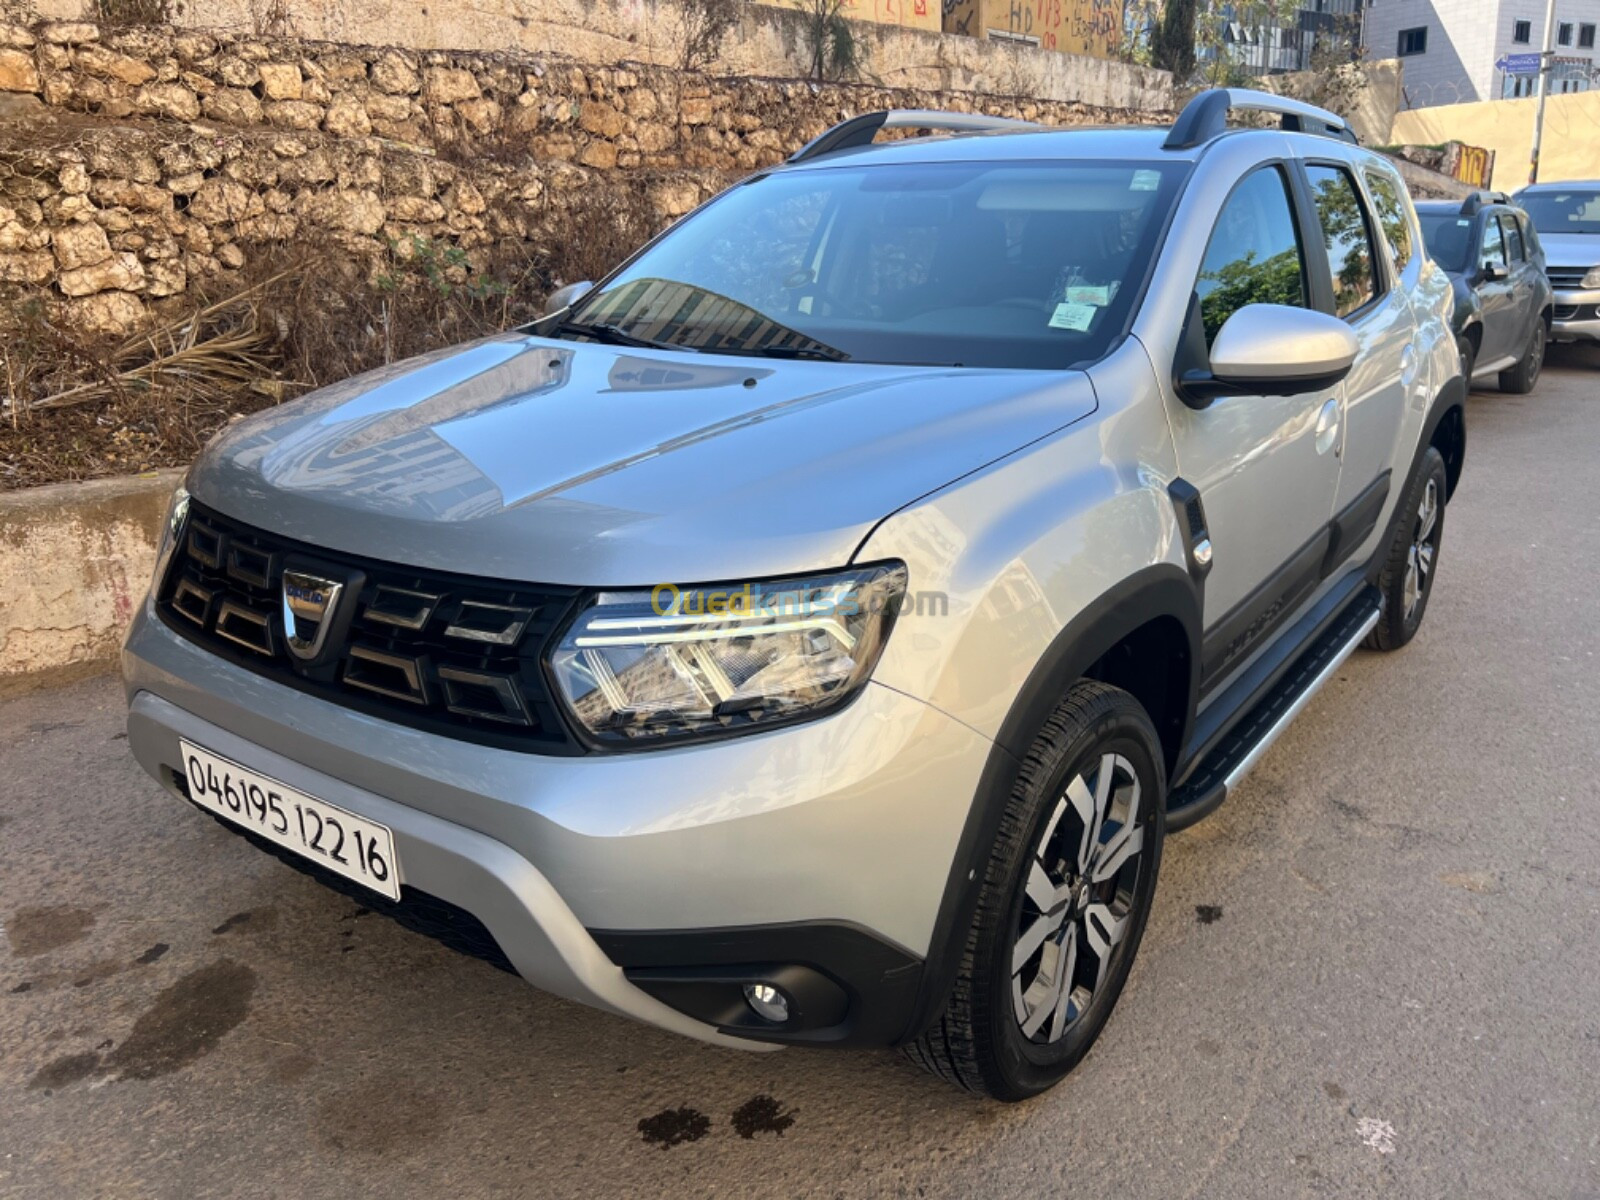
<box><xmin>1559</xmin><ymin>21</ymin><xmax>1573</xmax><ymax>44</ymax></box>
<box><xmin>1513</xmin><ymin>18</ymin><xmax>1531</xmax><ymax>42</ymax></box>
<box><xmin>1397</xmin><ymin>25</ymin><xmax>1428</xmax><ymax>54</ymax></box>
<box><xmin>1580</xmin><ymin>23</ymin><xmax>1596</xmax><ymax>48</ymax></box>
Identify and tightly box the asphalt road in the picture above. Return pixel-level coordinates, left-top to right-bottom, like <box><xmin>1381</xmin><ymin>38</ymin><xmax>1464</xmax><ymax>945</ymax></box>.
<box><xmin>3</xmin><ymin>349</ymin><xmax>1599</xmax><ymax>1200</ymax></box>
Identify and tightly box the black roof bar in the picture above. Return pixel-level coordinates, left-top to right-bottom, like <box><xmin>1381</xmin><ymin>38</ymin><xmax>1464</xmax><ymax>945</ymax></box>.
<box><xmin>1459</xmin><ymin>190</ymin><xmax>1511</xmax><ymax>215</ymax></box>
<box><xmin>1163</xmin><ymin>87</ymin><xmax>1356</xmax><ymax>151</ymax></box>
<box><xmin>789</xmin><ymin>109</ymin><xmax>1042</xmax><ymax>163</ymax></box>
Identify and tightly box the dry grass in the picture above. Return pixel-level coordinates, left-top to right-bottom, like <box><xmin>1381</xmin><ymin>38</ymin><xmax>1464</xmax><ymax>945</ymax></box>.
<box><xmin>0</xmin><ymin>186</ymin><xmax>663</xmax><ymax>489</ymax></box>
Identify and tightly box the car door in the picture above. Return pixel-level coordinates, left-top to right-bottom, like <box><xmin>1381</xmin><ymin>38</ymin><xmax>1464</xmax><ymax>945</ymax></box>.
<box><xmin>1498</xmin><ymin>211</ymin><xmax>1537</xmax><ymax>348</ymax></box>
<box><xmin>1164</xmin><ymin>163</ymin><xmax>1345</xmax><ymax>688</ymax></box>
<box><xmin>1475</xmin><ymin>215</ymin><xmax>1515</xmax><ymax>363</ymax></box>
<box><xmin>1304</xmin><ymin>160</ymin><xmax>1416</xmax><ymax>567</ymax></box>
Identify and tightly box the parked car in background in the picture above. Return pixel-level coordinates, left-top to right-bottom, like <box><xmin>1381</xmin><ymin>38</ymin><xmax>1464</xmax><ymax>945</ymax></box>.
<box><xmin>1514</xmin><ymin>181</ymin><xmax>1600</xmax><ymax>350</ymax></box>
<box><xmin>1416</xmin><ymin>191</ymin><xmax>1551</xmax><ymax>392</ymax></box>
<box><xmin>121</xmin><ymin>90</ymin><xmax>1467</xmax><ymax>1102</ymax></box>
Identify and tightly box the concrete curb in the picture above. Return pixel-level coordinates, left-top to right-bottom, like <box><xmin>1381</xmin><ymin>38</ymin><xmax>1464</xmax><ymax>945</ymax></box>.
<box><xmin>0</xmin><ymin>469</ymin><xmax>184</xmax><ymax>700</ymax></box>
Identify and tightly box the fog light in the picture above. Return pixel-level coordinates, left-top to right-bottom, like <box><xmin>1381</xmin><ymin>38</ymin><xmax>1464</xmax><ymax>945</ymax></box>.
<box><xmin>743</xmin><ymin>983</ymin><xmax>790</xmax><ymax>1024</ymax></box>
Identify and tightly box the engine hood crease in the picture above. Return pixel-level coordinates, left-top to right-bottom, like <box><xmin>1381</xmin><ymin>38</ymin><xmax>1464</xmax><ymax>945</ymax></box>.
<box><xmin>189</xmin><ymin>333</ymin><xmax>1100</xmax><ymax>585</ymax></box>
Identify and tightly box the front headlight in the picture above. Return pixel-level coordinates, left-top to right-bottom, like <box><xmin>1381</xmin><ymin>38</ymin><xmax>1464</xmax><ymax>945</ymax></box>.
<box><xmin>550</xmin><ymin>563</ymin><xmax>908</xmax><ymax>745</ymax></box>
<box><xmin>1582</xmin><ymin>265</ymin><xmax>1600</xmax><ymax>289</ymax></box>
<box><xmin>150</xmin><ymin>482</ymin><xmax>190</xmax><ymax>592</ymax></box>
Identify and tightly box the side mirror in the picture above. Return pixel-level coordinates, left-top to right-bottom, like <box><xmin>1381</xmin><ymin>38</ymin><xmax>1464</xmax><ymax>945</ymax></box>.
<box><xmin>543</xmin><ymin>280</ymin><xmax>595</xmax><ymax>317</ymax></box>
<box><xmin>1183</xmin><ymin>304</ymin><xmax>1360</xmax><ymax>402</ymax></box>
<box><xmin>1480</xmin><ymin>261</ymin><xmax>1507</xmax><ymax>282</ymax></box>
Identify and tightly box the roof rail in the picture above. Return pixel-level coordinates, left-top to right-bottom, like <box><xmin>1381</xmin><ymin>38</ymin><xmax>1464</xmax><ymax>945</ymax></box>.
<box><xmin>788</xmin><ymin>109</ymin><xmax>1042</xmax><ymax>164</ymax></box>
<box><xmin>1459</xmin><ymin>189</ymin><xmax>1511</xmax><ymax>215</ymax></box>
<box><xmin>1163</xmin><ymin>88</ymin><xmax>1355</xmax><ymax>151</ymax></box>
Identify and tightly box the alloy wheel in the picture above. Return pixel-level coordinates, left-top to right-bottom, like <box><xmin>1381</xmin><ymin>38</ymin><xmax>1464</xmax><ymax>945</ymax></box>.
<box><xmin>1527</xmin><ymin>328</ymin><xmax>1545</xmax><ymax>385</ymax></box>
<box><xmin>1403</xmin><ymin>478</ymin><xmax>1439</xmax><ymax>622</ymax></box>
<box><xmin>1011</xmin><ymin>752</ymin><xmax>1147</xmax><ymax>1045</ymax></box>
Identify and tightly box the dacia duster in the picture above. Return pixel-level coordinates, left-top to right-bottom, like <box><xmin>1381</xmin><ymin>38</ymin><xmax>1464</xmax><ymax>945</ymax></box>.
<box><xmin>123</xmin><ymin>88</ymin><xmax>1467</xmax><ymax>1100</ymax></box>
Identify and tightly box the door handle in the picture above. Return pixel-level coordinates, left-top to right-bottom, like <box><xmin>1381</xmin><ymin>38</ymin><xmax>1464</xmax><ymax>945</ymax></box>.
<box><xmin>1315</xmin><ymin>397</ymin><xmax>1340</xmax><ymax>456</ymax></box>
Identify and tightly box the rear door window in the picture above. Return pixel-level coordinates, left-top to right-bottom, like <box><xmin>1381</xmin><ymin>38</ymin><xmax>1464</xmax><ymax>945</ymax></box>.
<box><xmin>1305</xmin><ymin>164</ymin><xmax>1380</xmax><ymax>317</ymax></box>
<box><xmin>1194</xmin><ymin>165</ymin><xmax>1309</xmax><ymax>345</ymax></box>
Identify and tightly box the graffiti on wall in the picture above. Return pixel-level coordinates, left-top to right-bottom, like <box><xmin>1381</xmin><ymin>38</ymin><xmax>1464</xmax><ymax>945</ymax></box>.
<box><xmin>777</xmin><ymin>0</ymin><xmax>940</xmax><ymax>32</ymax></box>
<box><xmin>1446</xmin><ymin>143</ymin><xmax>1496</xmax><ymax>189</ymax></box>
<box><xmin>941</xmin><ymin>0</ymin><xmax>1124</xmax><ymax>57</ymax></box>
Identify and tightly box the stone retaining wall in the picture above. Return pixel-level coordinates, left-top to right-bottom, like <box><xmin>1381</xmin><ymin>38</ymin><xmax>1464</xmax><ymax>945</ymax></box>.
<box><xmin>0</xmin><ymin>18</ymin><xmax>1174</xmax><ymax>337</ymax></box>
<box><xmin>26</xmin><ymin>0</ymin><xmax>1172</xmax><ymax>112</ymax></box>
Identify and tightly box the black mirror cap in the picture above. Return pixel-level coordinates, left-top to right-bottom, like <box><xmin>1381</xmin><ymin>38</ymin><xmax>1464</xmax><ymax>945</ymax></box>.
<box><xmin>1179</xmin><ymin>363</ymin><xmax>1354</xmax><ymax>403</ymax></box>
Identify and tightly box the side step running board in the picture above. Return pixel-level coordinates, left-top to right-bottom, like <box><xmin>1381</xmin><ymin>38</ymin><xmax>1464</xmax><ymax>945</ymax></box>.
<box><xmin>1166</xmin><ymin>592</ymin><xmax>1381</xmax><ymax>831</ymax></box>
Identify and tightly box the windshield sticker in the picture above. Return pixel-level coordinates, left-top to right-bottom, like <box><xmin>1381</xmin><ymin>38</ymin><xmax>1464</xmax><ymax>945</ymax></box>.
<box><xmin>1131</xmin><ymin>169</ymin><xmax>1161</xmax><ymax>191</ymax></box>
<box><xmin>1066</xmin><ymin>284</ymin><xmax>1115</xmax><ymax>306</ymax></box>
<box><xmin>1049</xmin><ymin>302</ymin><xmax>1097</xmax><ymax>331</ymax></box>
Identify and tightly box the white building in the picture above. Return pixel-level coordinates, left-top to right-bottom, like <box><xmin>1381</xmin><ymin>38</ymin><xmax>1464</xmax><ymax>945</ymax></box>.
<box><xmin>1363</xmin><ymin>0</ymin><xmax>1600</xmax><ymax>107</ymax></box>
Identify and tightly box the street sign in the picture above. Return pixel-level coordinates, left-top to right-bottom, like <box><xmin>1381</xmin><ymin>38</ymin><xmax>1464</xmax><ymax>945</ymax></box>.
<box><xmin>1497</xmin><ymin>52</ymin><xmax>1543</xmax><ymax>74</ymax></box>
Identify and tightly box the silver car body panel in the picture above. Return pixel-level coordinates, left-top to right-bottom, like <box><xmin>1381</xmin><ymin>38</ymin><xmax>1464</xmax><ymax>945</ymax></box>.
<box><xmin>188</xmin><ymin>336</ymin><xmax>1099</xmax><ymax>586</ymax></box>
<box><xmin>859</xmin><ymin>336</ymin><xmax>1186</xmax><ymax>741</ymax></box>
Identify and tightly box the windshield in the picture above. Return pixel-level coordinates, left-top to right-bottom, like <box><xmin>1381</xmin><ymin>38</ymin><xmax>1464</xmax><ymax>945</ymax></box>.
<box><xmin>1417</xmin><ymin>212</ymin><xmax>1475</xmax><ymax>271</ymax></box>
<box><xmin>1516</xmin><ymin>188</ymin><xmax>1600</xmax><ymax>236</ymax></box>
<box><xmin>563</xmin><ymin>159</ymin><xmax>1188</xmax><ymax>369</ymax></box>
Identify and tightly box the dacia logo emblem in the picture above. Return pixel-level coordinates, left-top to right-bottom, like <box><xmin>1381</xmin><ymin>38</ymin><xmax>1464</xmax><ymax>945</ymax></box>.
<box><xmin>281</xmin><ymin>569</ymin><xmax>345</xmax><ymax>663</ymax></box>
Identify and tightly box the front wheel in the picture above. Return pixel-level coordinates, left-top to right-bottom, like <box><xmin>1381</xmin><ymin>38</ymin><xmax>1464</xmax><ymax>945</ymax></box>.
<box><xmin>905</xmin><ymin>681</ymin><xmax>1165</xmax><ymax>1101</ymax></box>
<box><xmin>1365</xmin><ymin>445</ymin><xmax>1447</xmax><ymax>651</ymax></box>
<box><xmin>1499</xmin><ymin>320</ymin><xmax>1546</xmax><ymax>394</ymax></box>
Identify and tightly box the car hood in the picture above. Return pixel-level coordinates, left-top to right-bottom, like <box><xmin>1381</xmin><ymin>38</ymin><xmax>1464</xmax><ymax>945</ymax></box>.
<box><xmin>190</xmin><ymin>334</ymin><xmax>1099</xmax><ymax>585</ymax></box>
<box><xmin>1537</xmin><ymin>231</ymin><xmax>1600</xmax><ymax>268</ymax></box>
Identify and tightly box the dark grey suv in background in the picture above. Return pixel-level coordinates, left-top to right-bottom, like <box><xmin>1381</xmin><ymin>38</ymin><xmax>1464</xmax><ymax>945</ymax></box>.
<box><xmin>1416</xmin><ymin>191</ymin><xmax>1551</xmax><ymax>392</ymax></box>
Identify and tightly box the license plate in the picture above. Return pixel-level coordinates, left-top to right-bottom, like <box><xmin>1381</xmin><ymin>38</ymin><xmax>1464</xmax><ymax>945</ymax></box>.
<box><xmin>179</xmin><ymin>740</ymin><xmax>401</xmax><ymax>901</ymax></box>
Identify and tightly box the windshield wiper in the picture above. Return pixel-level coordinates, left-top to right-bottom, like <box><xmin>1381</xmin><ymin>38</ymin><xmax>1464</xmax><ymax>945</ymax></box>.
<box><xmin>694</xmin><ymin>341</ymin><xmax>851</xmax><ymax>362</ymax></box>
<box><xmin>556</xmin><ymin>321</ymin><xmax>690</xmax><ymax>352</ymax></box>
<box><xmin>745</xmin><ymin>343</ymin><xmax>850</xmax><ymax>362</ymax></box>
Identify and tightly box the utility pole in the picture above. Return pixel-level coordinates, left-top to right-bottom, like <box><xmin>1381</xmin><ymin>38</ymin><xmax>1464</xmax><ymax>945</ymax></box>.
<box><xmin>1529</xmin><ymin>0</ymin><xmax>1558</xmax><ymax>183</ymax></box>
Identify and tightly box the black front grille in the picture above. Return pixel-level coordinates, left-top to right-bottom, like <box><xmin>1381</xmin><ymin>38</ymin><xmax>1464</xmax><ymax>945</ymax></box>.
<box><xmin>1553</xmin><ymin>303</ymin><xmax>1597</xmax><ymax>321</ymax></box>
<box><xmin>1547</xmin><ymin>266</ymin><xmax>1592</xmax><ymax>289</ymax></box>
<box><xmin>159</xmin><ymin>501</ymin><xmax>582</xmax><ymax>753</ymax></box>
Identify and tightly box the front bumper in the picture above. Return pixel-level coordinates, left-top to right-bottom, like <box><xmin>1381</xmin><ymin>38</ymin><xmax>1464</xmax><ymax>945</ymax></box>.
<box><xmin>122</xmin><ymin>600</ymin><xmax>993</xmax><ymax>1047</ymax></box>
<box><xmin>1551</xmin><ymin>286</ymin><xmax>1600</xmax><ymax>341</ymax></box>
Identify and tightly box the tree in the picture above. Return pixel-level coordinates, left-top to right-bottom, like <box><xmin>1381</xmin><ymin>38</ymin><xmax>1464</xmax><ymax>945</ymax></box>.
<box><xmin>678</xmin><ymin>0</ymin><xmax>746</xmax><ymax>72</ymax></box>
<box><xmin>1198</xmin><ymin>248</ymin><xmax>1303</xmax><ymax>341</ymax></box>
<box><xmin>1150</xmin><ymin>0</ymin><xmax>1197</xmax><ymax>80</ymax></box>
<box><xmin>799</xmin><ymin>0</ymin><xmax>863</xmax><ymax>81</ymax></box>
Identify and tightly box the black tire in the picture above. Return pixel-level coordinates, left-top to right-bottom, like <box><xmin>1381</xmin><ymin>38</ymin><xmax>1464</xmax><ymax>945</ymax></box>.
<box><xmin>1365</xmin><ymin>445</ymin><xmax>1447</xmax><ymax>652</ymax></box>
<box><xmin>905</xmin><ymin>680</ymin><xmax>1165</xmax><ymax>1101</ymax></box>
<box><xmin>1498</xmin><ymin>318</ymin><xmax>1546</xmax><ymax>394</ymax></box>
<box><xmin>1457</xmin><ymin>334</ymin><xmax>1476</xmax><ymax>392</ymax></box>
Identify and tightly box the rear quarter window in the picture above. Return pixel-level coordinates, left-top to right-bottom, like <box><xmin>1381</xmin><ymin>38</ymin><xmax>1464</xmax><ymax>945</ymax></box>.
<box><xmin>1363</xmin><ymin>168</ymin><xmax>1416</xmax><ymax>273</ymax></box>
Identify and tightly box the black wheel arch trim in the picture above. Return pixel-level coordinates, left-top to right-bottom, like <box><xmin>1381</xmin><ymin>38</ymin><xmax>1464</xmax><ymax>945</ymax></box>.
<box><xmin>896</xmin><ymin>563</ymin><xmax>1200</xmax><ymax>1046</ymax></box>
<box><xmin>1411</xmin><ymin>372</ymin><xmax>1467</xmax><ymax>507</ymax></box>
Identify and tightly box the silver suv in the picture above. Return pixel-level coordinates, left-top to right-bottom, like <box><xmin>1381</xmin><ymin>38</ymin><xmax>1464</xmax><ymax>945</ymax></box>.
<box><xmin>1514</xmin><ymin>180</ymin><xmax>1600</xmax><ymax>345</ymax></box>
<box><xmin>123</xmin><ymin>89</ymin><xmax>1466</xmax><ymax>1101</ymax></box>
